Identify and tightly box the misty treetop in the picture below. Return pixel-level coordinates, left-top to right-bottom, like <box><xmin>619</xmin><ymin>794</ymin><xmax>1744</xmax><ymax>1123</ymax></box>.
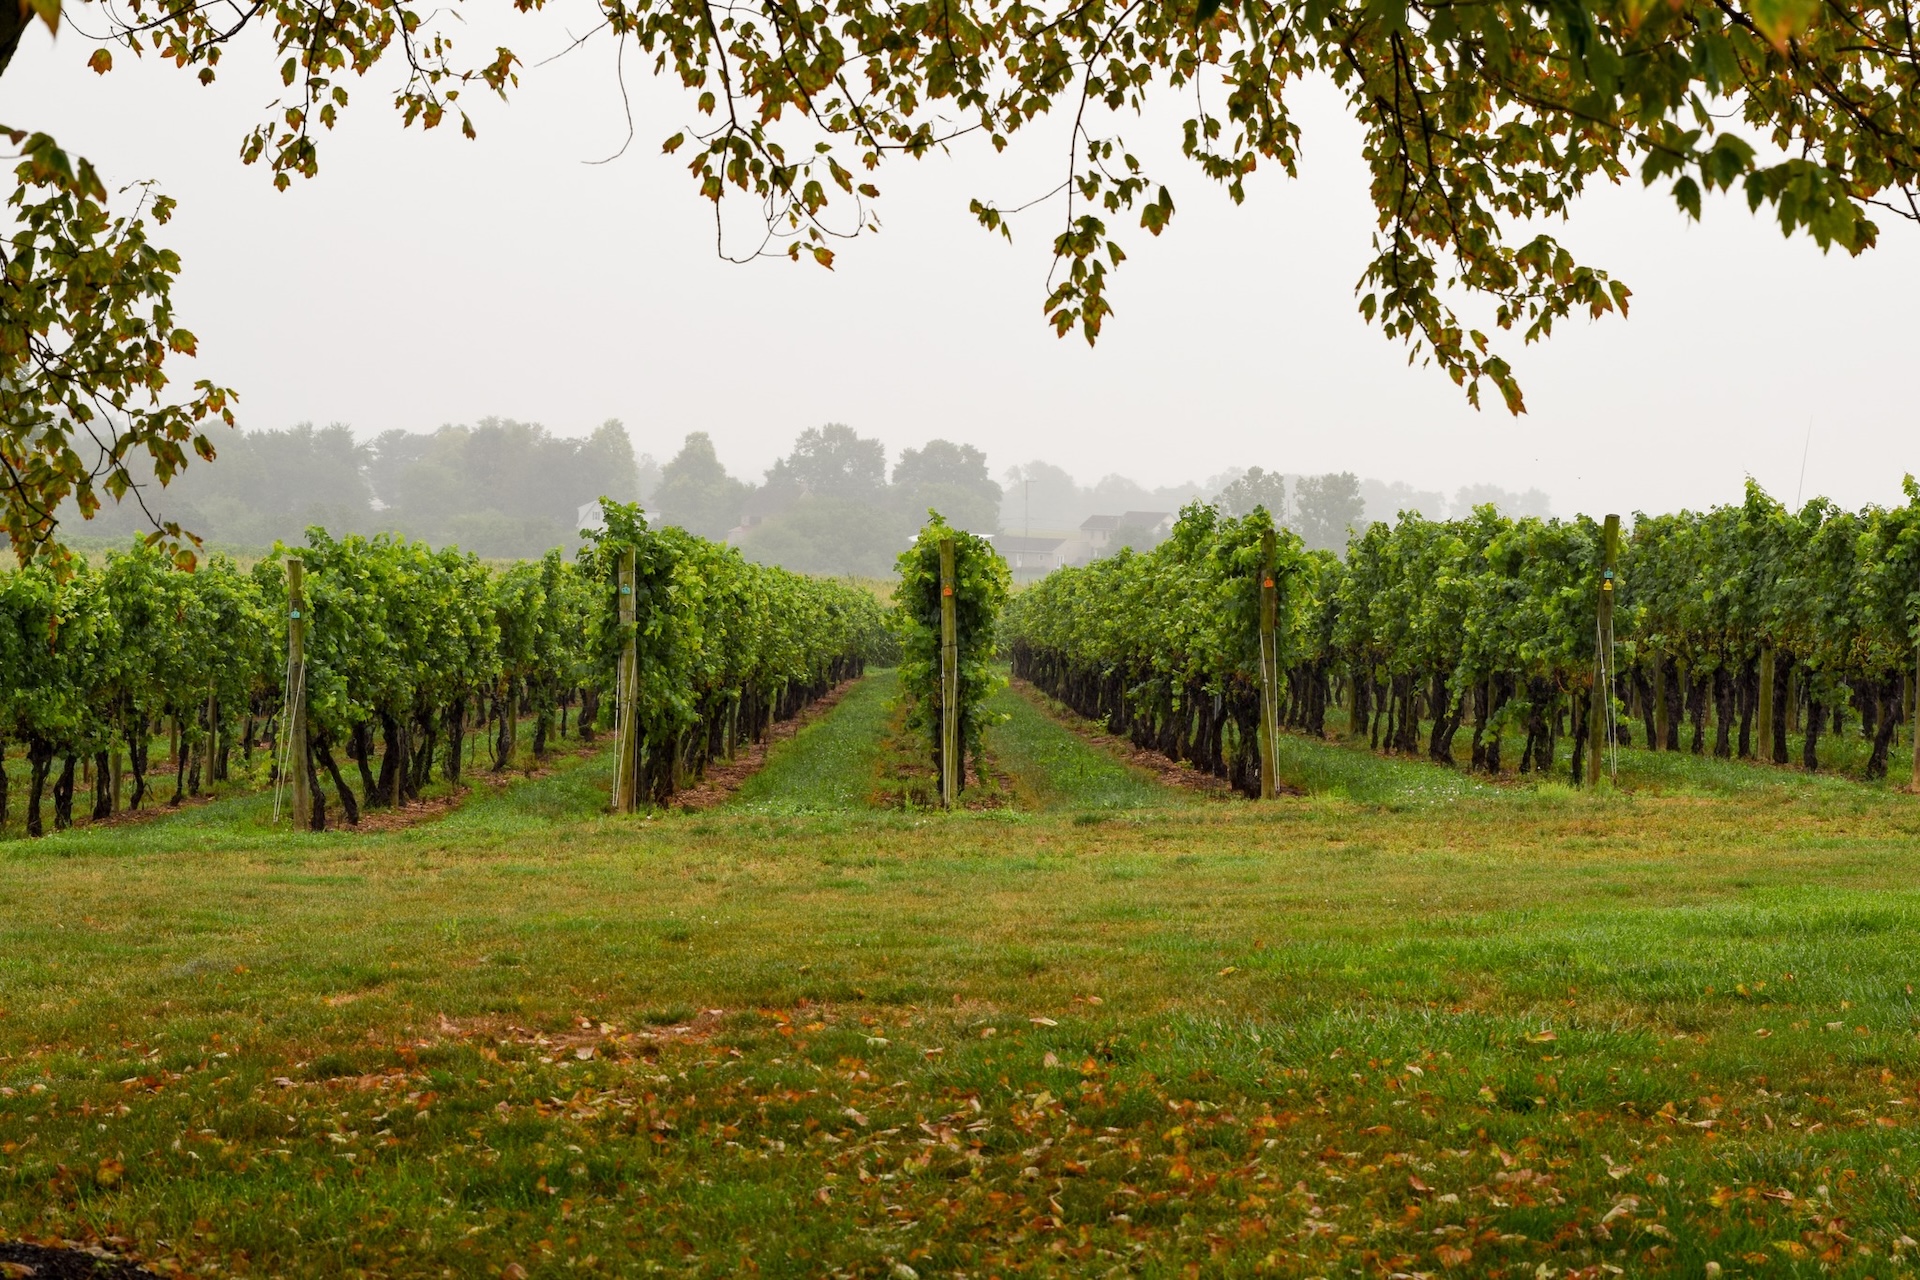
<box><xmin>1212</xmin><ymin>467</ymin><xmax>1288</xmax><ymax>520</ymax></box>
<box><xmin>892</xmin><ymin>440</ymin><xmax>1004</xmax><ymax>535</ymax></box>
<box><xmin>365</xmin><ymin>419</ymin><xmax>650</xmax><ymax>552</ymax></box>
<box><xmin>651</xmin><ymin>432</ymin><xmax>750</xmax><ymax>542</ymax></box>
<box><xmin>1292</xmin><ymin>474</ymin><xmax>1367</xmax><ymax>554</ymax></box>
<box><xmin>763</xmin><ymin>424</ymin><xmax>890</xmax><ymax>503</ymax></box>
<box><xmin>654</xmin><ymin>424</ymin><xmax>1004</xmax><ymax>577</ymax></box>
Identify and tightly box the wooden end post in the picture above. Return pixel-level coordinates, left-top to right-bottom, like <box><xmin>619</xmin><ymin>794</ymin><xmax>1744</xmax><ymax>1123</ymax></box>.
<box><xmin>1588</xmin><ymin>514</ymin><xmax>1619</xmax><ymax>787</ymax></box>
<box><xmin>286</xmin><ymin>558</ymin><xmax>311</xmax><ymax>828</ymax></box>
<box><xmin>1259</xmin><ymin>529</ymin><xmax>1279</xmax><ymax>800</ymax></box>
<box><xmin>940</xmin><ymin>538</ymin><xmax>959</xmax><ymax>809</ymax></box>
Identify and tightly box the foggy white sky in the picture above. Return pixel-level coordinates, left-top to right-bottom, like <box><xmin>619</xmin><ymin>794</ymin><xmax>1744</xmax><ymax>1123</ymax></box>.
<box><xmin>7</xmin><ymin>7</ymin><xmax>1917</xmax><ymax>519</ymax></box>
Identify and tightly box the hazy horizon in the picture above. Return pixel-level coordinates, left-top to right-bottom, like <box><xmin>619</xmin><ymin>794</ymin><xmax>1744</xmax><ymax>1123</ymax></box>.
<box><xmin>180</xmin><ymin>417</ymin><xmax>1556</xmax><ymax>527</ymax></box>
<box><xmin>68</xmin><ymin>413</ymin><xmax>1920</xmax><ymax>565</ymax></box>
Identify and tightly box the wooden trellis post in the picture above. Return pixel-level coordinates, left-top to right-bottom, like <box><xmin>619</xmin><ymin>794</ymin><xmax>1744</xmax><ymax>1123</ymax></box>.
<box><xmin>1912</xmin><ymin>629</ymin><xmax>1919</xmax><ymax>791</ymax></box>
<box><xmin>1757</xmin><ymin>645</ymin><xmax>1776</xmax><ymax>764</ymax></box>
<box><xmin>940</xmin><ymin>538</ymin><xmax>959</xmax><ymax>809</ymax></box>
<box><xmin>202</xmin><ymin>689</ymin><xmax>218</xmax><ymax>785</ymax></box>
<box><xmin>1652</xmin><ymin>647</ymin><xmax>1668</xmax><ymax>752</ymax></box>
<box><xmin>613</xmin><ymin>548</ymin><xmax>640</xmax><ymax>813</ymax></box>
<box><xmin>1588</xmin><ymin>514</ymin><xmax>1620</xmax><ymax>787</ymax></box>
<box><xmin>286</xmin><ymin>558</ymin><xmax>311</xmax><ymax>827</ymax></box>
<box><xmin>1258</xmin><ymin>529</ymin><xmax>1279</xmax><ymax>800</ymax></box>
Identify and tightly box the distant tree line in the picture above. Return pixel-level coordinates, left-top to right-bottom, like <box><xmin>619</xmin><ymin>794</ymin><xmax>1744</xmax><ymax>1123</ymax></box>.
<box><xmin>74</xmin><ymin>420</ymin><xmax>656</xmax><ymax>560</ymax></box>
<box><xmin>1000</xmin><ymin>462</ymin><xmax>1552</xmax><ymax>556</ymax></box>
<box><xmin>70</xmin><ymin>412</ymin><xmax>1556</xmax><ymax>573</ymax></box>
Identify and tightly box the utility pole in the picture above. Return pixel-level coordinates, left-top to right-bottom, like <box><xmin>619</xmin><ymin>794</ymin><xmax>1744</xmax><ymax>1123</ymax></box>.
<box><xmin>1588</xmin><ymin>514</ymin><xmax>1620</xmax><ymax>787</ymax></box>
<box><xmin>614</xmin><ymin>548</ymin><xmax>640</xmax><ymax>813</ymax></box>
<box><xmin>940</xmin><ymin>537</ymin><xmax>959</xmax><ymax>808</ymax></box>
<box><xmin>286</xmin><ymin>558</ymin><xmax>311</xmax><ymax>827</ymax></box>
<box><xmin>1258</xmin><ymin>529</ymin><xmax>1279</xmax><ymax>800</ymax></box>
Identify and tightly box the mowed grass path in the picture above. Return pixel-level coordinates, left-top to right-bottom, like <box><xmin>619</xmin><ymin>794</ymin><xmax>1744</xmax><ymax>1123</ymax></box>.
<box><xmin>4</xmin><ymin>698</ymin><xmax>1920</xmax><ymax>1278</ymax></box>
<box><xmin>729</xmin><ymin>671</ymin><xmax>898</xmax><ymax>812</ymax></box>
<box><xmin>985</xmin><ymin>683</ymin><xmax>1192</xmax><ymax>812</ymax></box>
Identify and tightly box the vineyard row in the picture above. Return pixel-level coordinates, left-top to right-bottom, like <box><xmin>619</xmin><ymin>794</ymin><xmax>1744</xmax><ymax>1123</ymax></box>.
<box><xmin>0</xmin><ymin>502</ymin><xmax>892</xmax><ymax>836</ymax></box>
<box><xmin>1003</xmin><ymin>481</ymin><xmax>1920</xmax><ymax>794</ymax></box>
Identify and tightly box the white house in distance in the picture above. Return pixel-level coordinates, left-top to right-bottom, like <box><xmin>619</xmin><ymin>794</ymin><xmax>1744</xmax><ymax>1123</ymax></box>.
<box><xmin>1077</xmin><ymin>514</ymin><xmax>1122</xmax><ymax>556</ymax></box>
<box><xmin>996</xmin><ymin>534</ymin><xmax>1069</xmax><ymax>582</ymax></box>
<box><xmin>995</xmin><ymin>512</ymin><xmax>1177</xmax><ymax>579</ymax></box>
<box><xmin>1075</xmin><ymin>511</ymin><xmax>1174</xmax><ymax>560</ymax></box>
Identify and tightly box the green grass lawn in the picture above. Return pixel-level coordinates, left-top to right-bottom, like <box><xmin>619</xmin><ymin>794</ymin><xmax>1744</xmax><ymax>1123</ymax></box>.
<box><xmin>4</xmin><ymin>675</ymin><xmax>1920</xmax><ymax>1279</ymax></box>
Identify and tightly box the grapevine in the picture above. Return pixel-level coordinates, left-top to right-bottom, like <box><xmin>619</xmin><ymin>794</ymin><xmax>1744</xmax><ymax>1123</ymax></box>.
<box><xmin>1006</xmin><ymin>483</ymin><xmax>1920</xmax><ymax>788</ymax></box>
<box><xmin>894</xmin><ymin>515</ymin><xmax>1010</xmax><ymax>796</ymax></box>
<box><xmin>0</xmin><ymin>505</ymin><xmax>889</xmax><ymax>835</ymax></box>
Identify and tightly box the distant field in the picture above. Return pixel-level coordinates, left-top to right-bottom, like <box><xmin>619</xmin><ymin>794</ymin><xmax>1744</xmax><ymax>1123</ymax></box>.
<box><xmin>3</xmin><ymin>672</ymin><xmax>1918</xmax><ymax>1279</ymax></box>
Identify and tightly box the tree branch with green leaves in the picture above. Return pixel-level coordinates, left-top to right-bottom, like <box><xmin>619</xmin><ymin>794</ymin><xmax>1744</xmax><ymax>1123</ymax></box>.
<box><xmin>2</xmin><ymin>126</ymin><xmax>235</xmax><ymax>568</ymax></box>
<box><xmin>9</xmin><ymin>0</ymin><xmax>1920</xmax><ymax>553</ymax></box>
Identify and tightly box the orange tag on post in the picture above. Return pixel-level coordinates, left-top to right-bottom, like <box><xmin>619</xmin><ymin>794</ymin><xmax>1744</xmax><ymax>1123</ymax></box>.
<box><xmin>942</xmin><ymin>585</ymin><xmax>953</xmax><ymax>597</ymax></box>
<box><xmin>1263</xmin><ymin>578</ymin><xmax>1274</xmax><ymax>588</ymax></box>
